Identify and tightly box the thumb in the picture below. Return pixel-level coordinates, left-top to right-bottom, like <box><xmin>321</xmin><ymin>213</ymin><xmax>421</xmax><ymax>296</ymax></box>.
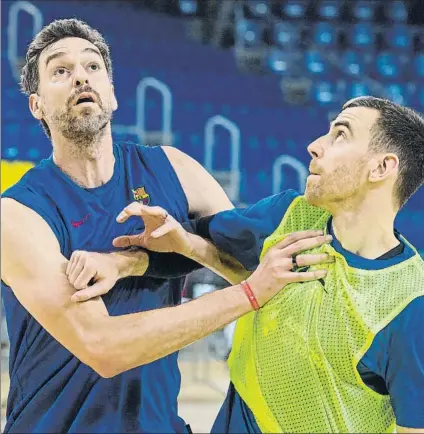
<box><xmin>113</xmin><ymin>235</ymin><xmax>139</xmax><ymax>248</ymax></box>
<box><xmin>71</xmin><ymin>279</ymin><xmax>112</xmax><ymax>303</ymax></box>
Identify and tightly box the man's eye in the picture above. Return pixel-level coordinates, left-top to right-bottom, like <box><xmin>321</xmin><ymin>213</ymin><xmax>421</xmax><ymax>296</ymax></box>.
<box><xmin>54</xmin><ymin>67</ymin><xmax>68</xmax><ymax>76</ymax></box>
<box><xmin>336</xmin><ymin>130</ymin><xmax>346</xmax><ymax>139</ymax></box>
<box><xmin>88</xmin><ymin>63</ymin><xmax>99</xmax><ymax>71</ymax></box>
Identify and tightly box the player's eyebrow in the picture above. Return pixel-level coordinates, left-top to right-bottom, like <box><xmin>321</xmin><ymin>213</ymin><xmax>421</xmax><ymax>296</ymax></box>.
<box><xmin>45</xmin><ymin>47</ymin><xmax>102</xmax><ymax>67</ymax></box>
<box><xmin>332</xmin><ymin>120</ymin><xmax>354</xmax><ymax>137</ymax></box>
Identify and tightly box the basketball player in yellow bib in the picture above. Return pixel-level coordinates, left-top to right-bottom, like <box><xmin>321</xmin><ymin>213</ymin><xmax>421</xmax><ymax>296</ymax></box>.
<box><xmin>69</xmin><ymin>97</ymin><xmax>424</xmax><ymax>433</ymax></box>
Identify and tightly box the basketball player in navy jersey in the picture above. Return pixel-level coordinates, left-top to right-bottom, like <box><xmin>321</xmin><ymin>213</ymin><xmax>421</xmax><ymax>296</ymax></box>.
<box><xmin>1</xmin><ymin>19</ymin><xmax>330</xmax><ymax>433</ymax></box>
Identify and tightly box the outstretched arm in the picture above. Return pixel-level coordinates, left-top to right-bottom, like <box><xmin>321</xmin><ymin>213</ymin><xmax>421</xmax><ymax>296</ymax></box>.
<box><xmin>2</xmin><ymin>198</ymin><xmax>329</xmax><ymax>378</ymax></box>
<box><xmin>66</xmin><ymin>206</ymin><xmax>249</xmax><ymax>302</ymax></box>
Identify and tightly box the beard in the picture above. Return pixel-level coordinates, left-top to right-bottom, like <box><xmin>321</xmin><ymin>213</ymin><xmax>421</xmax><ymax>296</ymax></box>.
<box><xmin>305</xmin><ymin>157</ymin><xmax>369</xmax><ymax>210</ymax></box>
<box><xmin>48</xmin><ymin>87</ymin><xmax>113</xmax><ymax>150</ymax></box>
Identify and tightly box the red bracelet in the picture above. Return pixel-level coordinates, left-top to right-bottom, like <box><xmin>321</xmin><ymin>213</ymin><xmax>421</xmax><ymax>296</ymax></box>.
<box><xmin>241</xmin><ymin>280</ymin><xmax>260</xmax><ymax>311</ymax></box>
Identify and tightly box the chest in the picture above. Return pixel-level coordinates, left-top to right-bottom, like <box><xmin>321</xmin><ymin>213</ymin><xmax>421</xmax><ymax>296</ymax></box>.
<box><xmin>254</xmin><ymin>267</ymin><xmax>373</xmax><ymax>372</ymax></box>
<box><xmin>50</xmin><ymin>164</ymin><xmax>187</xmax><ymax>258</ymax></box>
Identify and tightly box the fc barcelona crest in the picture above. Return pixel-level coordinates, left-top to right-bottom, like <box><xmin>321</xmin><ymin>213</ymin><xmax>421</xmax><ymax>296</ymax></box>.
<box><xmin>132</xmin><ymin>186</ymin><xmax>150</xmax><ymax>205</ymax></box>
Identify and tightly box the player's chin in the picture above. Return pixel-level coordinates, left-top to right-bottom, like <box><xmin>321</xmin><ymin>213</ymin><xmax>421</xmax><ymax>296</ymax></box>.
<box><xmin>304</xmin><ymin>187</ymin><xmax>322</xmax><ymax>207</ymax></box>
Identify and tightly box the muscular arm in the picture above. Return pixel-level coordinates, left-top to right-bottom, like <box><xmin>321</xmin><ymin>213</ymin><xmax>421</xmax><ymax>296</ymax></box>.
<box><xmin>183</xmin><ymin>233</ymin><xmax>250</xmax><ymax>285</ymax></box>
<box><xmin>162</xmin><ymin>146</ymin><xmax>234</xmax><ymax>216</ymax></box>
<box><xmin>1</xmin><ymin>199</ymin><xmax>252</xmax><ymax>378</ymax></box>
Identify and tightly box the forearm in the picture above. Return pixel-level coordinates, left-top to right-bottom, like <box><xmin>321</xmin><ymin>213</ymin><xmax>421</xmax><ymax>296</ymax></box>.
<box><xmin>186</xmin><ymin>233</ymin><xmax>251</xmax><ymax>285</ymax></box>
<box><xmin>143</xmin><ymin>251</ymin><xmax>203</xmax><ymax>278</ymax></box>
<box><xmin>100</xmin><ymin>282</ymin><xmax>251</xmax><ymax>376</ymax></box>
<box><xmin>112</xmin><ymin>248</ymin><xmax>202</xmax><ymax>279</ymax></box>
<box><xmin>112</xmin><ymin>249</ymin><xmax>150</xmax><ymax>278</ymax></box>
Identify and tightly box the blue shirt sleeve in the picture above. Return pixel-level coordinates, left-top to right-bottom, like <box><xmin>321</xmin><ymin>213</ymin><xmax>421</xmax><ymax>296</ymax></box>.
<box><xmin>208</xmin><ymin>190</ymin><xmax>300</xmax><ymax>271</ymax></box>
<box><xmin>361</xmin><ymin>296</ymin><xmax>424</xmax><ymax>428</ymax></box>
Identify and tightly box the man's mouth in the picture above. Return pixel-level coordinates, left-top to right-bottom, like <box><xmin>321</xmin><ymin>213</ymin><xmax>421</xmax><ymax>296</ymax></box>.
<box><xmin>75</xmin><ymin>93</ymin><xmax>96</xmax><ymax>105</ymax></box>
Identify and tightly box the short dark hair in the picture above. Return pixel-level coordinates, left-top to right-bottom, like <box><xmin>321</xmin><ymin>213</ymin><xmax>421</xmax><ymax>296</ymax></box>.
<box><xmin>20</xmin><ymin>18</ymin><xmax>113</xmax><ymax>137</ymax></box>
<box><xmin>342</xmin><ymin>96</ymin><xmax>424</xmax><ymax>208</ymax></box>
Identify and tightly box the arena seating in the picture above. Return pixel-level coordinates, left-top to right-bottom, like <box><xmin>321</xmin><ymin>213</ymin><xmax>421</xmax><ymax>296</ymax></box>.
<box><xmin>1</xmin><ymin>0</ymin><xmax>423</xmax><ymax>250</ymax></box>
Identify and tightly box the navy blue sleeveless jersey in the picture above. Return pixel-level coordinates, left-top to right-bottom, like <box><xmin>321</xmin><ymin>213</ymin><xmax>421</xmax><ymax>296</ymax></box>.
<box><xmin>2</xmin><ymin>143</ymin><xmax>193</xmax><ymax>433</ymax></box>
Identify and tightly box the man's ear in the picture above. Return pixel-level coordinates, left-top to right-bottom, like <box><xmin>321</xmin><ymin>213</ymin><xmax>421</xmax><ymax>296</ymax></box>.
<box><xmin>369</xmin><ymin>154</ymin><xmax>399</xmax><ymax>183</ymax></box>
<box><xmin>29</xmin><ymin>94</ymin><xmax>44</xmax><ymax>120</ymax></box>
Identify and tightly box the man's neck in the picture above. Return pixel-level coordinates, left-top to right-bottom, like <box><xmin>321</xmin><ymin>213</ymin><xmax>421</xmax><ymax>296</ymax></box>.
<box><xmin>51</xmin><ymin>125</ymin><xmax>115</xmax><ymax>188</ymax></box>
<box><xmin>329</xmin><ymin>196</ymin><xmax>399</xmax><ymax>260</ymax></box>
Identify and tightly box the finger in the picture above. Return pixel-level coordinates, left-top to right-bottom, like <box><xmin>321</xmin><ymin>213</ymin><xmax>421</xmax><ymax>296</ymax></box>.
<box><xmin>295</xmin><ymin>253</ymin><xmax>334</xmax><ymax>267</ymax></box>
<box><xmin>112</xmin><ymin>235</ymin><xmax>140</xmax><ymax>248</ymax></box>
<box><xmin>66</xmin><ymin>252</ymin><xmax>78</xmax><ymax>276</ymax></box>
<box><xmin>284</xmin><ymin>235</ymin><xmax>333</xmax><ymax>257</ymax></box>
<box><xmin>73</xmin><ymin>267</ymin><xmax>97</xmax><ymax>290</ymax></box>
<box><xmin>71</xmin><ymin>280</ymin><xmax>111</xmax><ymax>303</ymax></box>
<box><xmin>68</xmin><ymin>256</ymin><xmax>85</xmax><ymax>286</ymax></box>
<box><xmin>116</xmin><ymin>202</ymin><xmax>167</xmax><ymax>223</ymax></box>
<box><xmin>290</xmin><ymin>269</ymin><xmax>328</xmax><ymax>283</ymax></box>
<box><xmin>272</xmin><ymin>230</ymin><xmax>325</xmax><ymax>250</ymax></box>
<box><xmin>151</xmin><ymin>220</ymin><xmax>176</xmax><ymax>238</ymax></box>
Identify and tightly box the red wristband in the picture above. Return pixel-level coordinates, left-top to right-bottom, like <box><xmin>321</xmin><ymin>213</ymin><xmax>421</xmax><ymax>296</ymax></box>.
<box><xmin>241</xmin><ymin>280</ymin><xmax>260</xmax><ymax>311</ymax></box>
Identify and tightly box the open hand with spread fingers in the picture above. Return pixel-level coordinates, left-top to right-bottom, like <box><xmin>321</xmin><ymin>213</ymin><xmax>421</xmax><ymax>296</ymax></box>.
<box><xmin>112</xmin><ymin>202</ymin><xmax>193</xmax><ymax>257</ymax></box>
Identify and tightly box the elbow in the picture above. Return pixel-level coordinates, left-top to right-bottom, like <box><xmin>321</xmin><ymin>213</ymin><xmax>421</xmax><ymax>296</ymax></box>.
<box><xmin>80</xmin><ymin>331</ymin><xmax>126</xmax><ymax>378</ymax></box>
<box><xmin>82</xmin><ymin>333</ymin><xmax>151</xmax><ymax>378</ymax></box>
<box><xmin>90</xmin><ymin>361</ymin><xmax>122</xmax><ymax>379</ymax></box>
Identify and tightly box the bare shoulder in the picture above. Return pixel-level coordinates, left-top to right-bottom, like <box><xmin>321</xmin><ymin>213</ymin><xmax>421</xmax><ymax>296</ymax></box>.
<box><xmin>1</xmin><ymin>198</ymin><xmax>61</xmax><ymax>285</ymax></box>
<box><xmin>161</xmin><ymin>146</ymin><xmax>198</xmax><ymax>170</ymax></box>
<box><xmin>161</xmin><ymin>146</ymin><xmax>233</xmax><ymax>216</ymax></box>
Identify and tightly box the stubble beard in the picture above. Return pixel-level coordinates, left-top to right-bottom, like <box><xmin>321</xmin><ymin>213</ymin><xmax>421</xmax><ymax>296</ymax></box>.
<box><xmin>305</xmin><ymin>158</ymin><xmax>368</xmax><ymax>210</ymax></box>
<box><xmin>50</xmin><ymin>96</ymin><xmax>113</xmax><ymax>157</ymax></box>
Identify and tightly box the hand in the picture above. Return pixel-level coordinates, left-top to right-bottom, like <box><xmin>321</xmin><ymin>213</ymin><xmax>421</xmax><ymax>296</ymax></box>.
<box><xmin>66</xmin><ymin>251</ymin><xmax>125</xmax><ymax>303</ymax></box>
<box><xmin>113</xmin><ymin>202</ymin><xmax>194</xmax><ymax>257</ymax></box>
<box><xmin>246</xmin><ymin>230</ymin><xmax>334</xmax><ymax>307</ymax></box>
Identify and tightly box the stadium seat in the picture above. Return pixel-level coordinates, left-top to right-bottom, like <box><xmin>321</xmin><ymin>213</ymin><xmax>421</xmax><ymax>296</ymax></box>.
<box><xmin>312</xmin><ymin>22</ymin><xmax>339</xmax><ymax>48</ymax></box>
<box><xmin>384</xmin><ymin>25</ymin><xmax>413</xmax><ymax>52</ymax></box>
<box><xmin>384</xmin><ymin>83</ymin><xmax>409</xmax><ymax>105</ymax></box>
<box><xmin>384</xmin><ymin>0</ymin><xmax>408</xmax><ymax>23</ymax></box>
<box><xmin>305</xmin><ymin>50</ymin><xmax>332</xmax><ymax>77</ymax></box>
<box><xmin>247</xmin><ymin>1</ymin><xmax>270</xmax><ymax>18</ymax></box>
<box><xmin>281</xmin><ymin>0</ymin><xmax>309</xmax><ymax>20</ymax></box>
<box><xmin>312</xmin><ymin>81</ymin><xmax>339</xmax><ymax>105</ymax></box>
<box><xmin>273</xmin><ymin>22</ymin><xmax>300</xmax><ymax>49</ymax></box>
<box><xmin>413</xmin><ymin>53</ymin><xmax>424</xmax><ymax>80</ymax></box>
<box><xmin>350</xmin><ymin>1</ymin><xmax>378</xmax><ymax>22</ymax></box>
<box><xmin>340</xmin><ymin>50</ymin><xmax>368</xmax><ymax>77</ymax></box>
<box><xmin>178</xmin><ymin>0</ymin><xmax>198</xmax><ymax>15</ymax></box>
<box><xmin>235</xmin><ymin>19</ymin><xmax>264</xmax><ymax>47</ymax></box>
<box><xmin>411</xmin><ymin>85</ymin><xmax>424</xmax><ymax>109</ymax></box>
<box><xmin>375</xmin><ymin>52</ymin><xmax>404</xmax><ymax>80</ymax></box>
<box><xmin>316</xmin><ymin>0</ymin><xmax>342</xmax><ymax>21</ymax></box>
<box><xmin>267</xmin><ymin>49</ymin><xmax>299</xmax><ymax>75</ymax></box>
<box><xmin>345</xmin><ymin>81</ymin><xmax>371</xmax><ymax>99</ymax></box>
<box><xmin>347</xmin><ymin>23</ymin><xmax>376</xmax><ymax>51</ymax></box>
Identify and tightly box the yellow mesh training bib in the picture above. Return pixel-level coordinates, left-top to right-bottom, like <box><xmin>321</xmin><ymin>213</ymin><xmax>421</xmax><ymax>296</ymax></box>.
<box><xmin>229</xmin><ymin>196</ymin><xmax>424</xmax><ymax>433</ymax></box>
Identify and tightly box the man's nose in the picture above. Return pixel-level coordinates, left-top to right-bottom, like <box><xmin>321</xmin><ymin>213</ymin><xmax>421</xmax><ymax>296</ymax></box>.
<box><xmin>307</xmin><ymin>137</ymin><xmax>325</xmax><ymax>159</ymax></box>
<box><xmin>73</xmin><ymin>66</ymin><xmax>89</xmax><ymax>88</ymax></box>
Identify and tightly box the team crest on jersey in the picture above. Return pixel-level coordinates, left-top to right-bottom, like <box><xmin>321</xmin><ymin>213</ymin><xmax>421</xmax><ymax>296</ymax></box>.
<box><xmin>132</xmin><ymin>186</ymin><xmax>150</xmax><ymax>205</ymax></box>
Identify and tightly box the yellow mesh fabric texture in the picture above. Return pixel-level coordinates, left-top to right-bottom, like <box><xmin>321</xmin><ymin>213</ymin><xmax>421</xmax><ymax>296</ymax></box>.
<box><xmin>229</xmin><ymin>196</ymin><xmax>424</xmax><ymax>433</ymax></box>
